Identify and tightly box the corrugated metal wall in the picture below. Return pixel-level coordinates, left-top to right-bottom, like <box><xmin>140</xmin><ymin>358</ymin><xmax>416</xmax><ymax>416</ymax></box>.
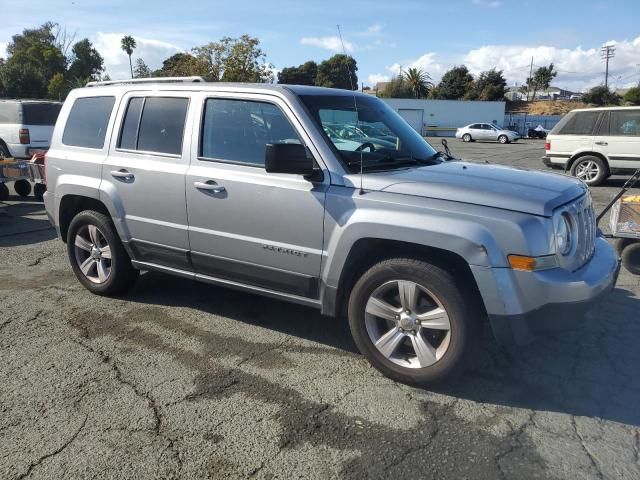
<box><xmin>503</xmin><ymin>114</ymin><xmax>563</xmax><ymax>136</ymax></box>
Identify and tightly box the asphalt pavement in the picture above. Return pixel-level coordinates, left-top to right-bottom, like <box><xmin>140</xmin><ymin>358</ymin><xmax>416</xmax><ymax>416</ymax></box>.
<box><xmin>1</xmin><ymin>138</ymin><xmax>639</xmax><ymax>479</ymax></box>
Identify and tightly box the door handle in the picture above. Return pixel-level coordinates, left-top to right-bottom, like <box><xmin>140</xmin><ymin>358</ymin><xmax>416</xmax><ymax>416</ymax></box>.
<box><xmin>595</xmin><ymin>141</ymin><xmax>608</xmax><ymax>146</ymax></box>
<box><xmin>111</xmin><ymin>169</ymin><xmax>134</xmax><ymax>180</ymax></box>
<box><xmin>194</xmin><ymin>181</ymin><xmax>226</xmax><ymax>194</ymax></box>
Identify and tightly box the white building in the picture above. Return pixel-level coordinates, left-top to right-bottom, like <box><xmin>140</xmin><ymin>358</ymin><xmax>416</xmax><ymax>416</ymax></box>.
<box><xmin>381</xmin><ymin>98</ymin><xmax>506</xmax><ymax>135</ymax></box>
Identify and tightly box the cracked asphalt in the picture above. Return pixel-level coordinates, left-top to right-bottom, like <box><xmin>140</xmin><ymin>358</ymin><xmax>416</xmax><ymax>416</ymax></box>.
<box><xmin>1</xmin><ymin>138</ymin><xmax>639</xmax><ymax>479</ymax></box>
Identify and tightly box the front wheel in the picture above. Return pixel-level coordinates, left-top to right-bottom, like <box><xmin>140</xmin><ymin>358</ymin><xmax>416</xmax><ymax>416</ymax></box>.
<box><xmin>498</xmin><ymin>135</ymin><xmax>508</xmax><ymax>144</ymax></box>
<box><xmin>348</xmin><ymin>258</ymin><xmax>475</xmax><ymax>385</ymax></box>
<box><xmin>620</xmin><ymin>241</ymin><xmax>640</xmax><ymax>275</ymax></box>
<box><xmin>67</xmin><ymin>210</ymin><xmax>138</xmax><ymax>296</ymax></box>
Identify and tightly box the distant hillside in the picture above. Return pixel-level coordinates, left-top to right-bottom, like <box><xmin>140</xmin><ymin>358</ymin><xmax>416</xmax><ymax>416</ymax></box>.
<box><xmin>507</xmin><ymin>101</ymin><xmax>589</xmax><ymax>116</ymax></box>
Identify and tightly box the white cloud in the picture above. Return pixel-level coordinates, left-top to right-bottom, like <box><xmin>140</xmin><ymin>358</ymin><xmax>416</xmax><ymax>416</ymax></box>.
<box><xmin>367</xmin><ymin>73</ymin><xmax>390</xmax><ymax>85</ymax></box>
<box><xmin>93</xmin><ymin>32</ymin><xmax>183</xmax><ymax>79</ymax></box>
<box><xmin>300</xmin><ymin>36</ymin><xmax>353</xmax><ymax>53</ymax></box>
<box><xmin>0</xmin><ymin>42</ymin><xmax>7</xmax><ymax>59</ymax></box>
<box><xmin>363</xmin><ymin>24</ymin><xmax>382</xmax><ymax>36</ymax></box>
<box><xmin>379</xmin><ymin>36</ymin><xmax>640</xmax><ymax>92</ymax></box>
<box><xmin>471</xmin><ymin>0</ymin><xmax>502</xmax><ymax>7</ymax></box>
<box><xmin>387</xmin><ymin>52</ymin><xmax>446</xmax><ymax>79</ymax></box>
<box><xmin>463</xmin><ymin>36</ymin><xmax>640</xmax><ymax>91</ymax></box>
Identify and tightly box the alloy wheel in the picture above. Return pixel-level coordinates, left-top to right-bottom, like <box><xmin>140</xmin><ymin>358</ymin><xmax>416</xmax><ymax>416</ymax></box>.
<box><xmin>74</xmin><ymin>225</ymin><xmax>112</xmax><ymax>284</ymax></box>
<box><xmin>364</xmin><ymin>280</ymin><xmax>452</xmax><ymax>369</ymax></box>
<box><xmin>575</xmin><ymin>160</ymin><xmax>600</xmax><ymax>182</ymax></box>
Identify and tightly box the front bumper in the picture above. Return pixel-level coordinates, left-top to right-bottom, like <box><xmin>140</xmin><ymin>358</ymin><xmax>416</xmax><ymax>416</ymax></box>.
<box><xmin>472</xmin><ymin>237</ymin><xmax>620</xmax><ymax>346</ymax></box>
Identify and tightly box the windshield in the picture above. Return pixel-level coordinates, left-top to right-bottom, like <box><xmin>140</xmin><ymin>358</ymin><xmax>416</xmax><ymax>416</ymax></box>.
<box><xmin>298</xmin><ymin>93</ymin><xmax>439</xmax><ymax>171</ymax></box>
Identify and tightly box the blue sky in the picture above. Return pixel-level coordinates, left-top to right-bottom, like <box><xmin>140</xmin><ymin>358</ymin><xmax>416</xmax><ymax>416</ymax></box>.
<box><xmin>2</xmin><ymin>0</ymin><xmax>640</xmax><ymax>91</ymax></box>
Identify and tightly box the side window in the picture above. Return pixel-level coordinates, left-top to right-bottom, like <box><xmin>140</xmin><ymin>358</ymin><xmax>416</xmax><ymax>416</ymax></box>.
<box><xmin>470</xmin><ymin>124</ymin><xmax>481</xmax><ymax>129</ymax></box>
<box><xmin>200</xmin><ymin>98</ymin><xmax>301</xmax><ymax>166</ymax></box>
<box><xmin>117</xmin><ymin>97</ymin><xmax>189</xmax><ymax>155</ymax></box>
<box><xmin>609</xmin><ymin>110</ymin><xmax>640</xmax><ymax>136</ymax></box>
<box><xmin>557</xmin><ymin>111</ymin><xmax>600</xmax><ymax>135</ymax></box>
<box><xmin>62</xmin><ymin>96</ymin><xmax>115</xmax><ymax>149</ymax></box>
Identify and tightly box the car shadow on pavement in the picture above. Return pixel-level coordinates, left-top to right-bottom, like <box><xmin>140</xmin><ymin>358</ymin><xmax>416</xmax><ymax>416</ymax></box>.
<box><xmin>126</xmin><ymin>271</ymin><xmax>640</xmax><ymax>427</ymax></box>
<box><xmin>0</xmin><ymin>200</ymin><xmax>56</xmax><ymax>246</ymax></box>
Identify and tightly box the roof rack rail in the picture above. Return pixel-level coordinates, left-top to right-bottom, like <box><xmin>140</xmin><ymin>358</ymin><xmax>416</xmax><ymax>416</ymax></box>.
<box><xmin>86</xmin><ymin>76</ymin><xmax>206</xmax><ymax>87</ymax></box>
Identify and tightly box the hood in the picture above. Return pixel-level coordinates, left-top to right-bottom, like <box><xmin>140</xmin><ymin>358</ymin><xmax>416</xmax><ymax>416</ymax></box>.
<box><xmin>348</xmin><ymin>161</ymin><xmax>587</xmax><ymax>216</ymax></box>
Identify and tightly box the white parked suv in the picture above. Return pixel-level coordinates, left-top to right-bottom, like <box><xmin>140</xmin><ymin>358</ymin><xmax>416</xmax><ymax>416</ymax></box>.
<box><xmin>0</xmin><ymin>100</ymin><xmax>62</xmax><ymax>159</ymax></box>
<box><xmin>543</xmin><ymin>106</ymin><xmax>640</xmax><ymax>186</ymax></box>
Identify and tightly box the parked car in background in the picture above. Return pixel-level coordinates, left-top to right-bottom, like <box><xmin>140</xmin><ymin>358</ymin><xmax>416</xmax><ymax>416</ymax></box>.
<box><xmin>44</xmin><ymin>79</ymin><xmax>618</xmax><ymax>385</ymax></box>
<box><xmin>542</xmin><ymin>106</ymin><xmax>640</xmax><ymax>186</ymax></box>
<box><xmin>456</xmin><ymin>123</ymin><xmax>520</xmax><ymax>144</ymax></box>
<box><xmin>527</xmin><ymin>125</ymin><xmax>550</xmax><ymax>139</ymax></box>
<box><xmin>0</xmin><ymin>100</ymin><xmax>62</xmax><ymax>158</ymax></box>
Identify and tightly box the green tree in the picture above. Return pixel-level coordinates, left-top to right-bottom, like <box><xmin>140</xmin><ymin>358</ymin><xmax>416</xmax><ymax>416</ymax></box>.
<box><xmin>315</xmin><ymin>54</ymin><xmax>358</xmax><ymax>90</ymax></box>
<box><xmin>47</xmin><ymin>72</ymin><xmax>67</xmax><ymax>100</ymax></box>
<box><xmin>403</xmin><ymin>67</ymin><xmax>433</xmax><ymax>99</ymax></box>
<box><xmin>432</xmin><ymin>65</ymin><xmax>474</xmax><ymax>99</ymax></box>
<box><xmin>278</xmin><ymin>61</ymin><xmax>318</xmax><ymax>85</ymax></box>
<box><xmin>623</xmin><ymin>86</ymin><xmax>640</xmax><ymax>105</ymax></box>
<box><xmin>133</xmin><ymin>58</ymin><xmax>152</xmax><ymax>78</ymax></box>
<box><xmin>525</xmin><ymin>63</ymin><xmax>557</xmax><ymax>100</ymax></box>
<box><xmin>378</xmin><ymin>75</ymin><xmax>413</xmax><ymax>98</ymax></box>
<box><xmin>468</xmin><ymin>69</ymin><xmax>507</xmax><ymax>101</ymax></box>
<box><xmin>68</xmin><ymin>38</ymin><xmax>104</xmax><ymax>81</ymax></box>
<box><xmin>582</xmin><ymin>86</ymin><xmax>620</xmax><ymax>106</ymax></box>
<box><xmin>158</xmin><ymin>53</ymin><xmax>207</xmax><ymax>77</ymax></box>
<box><xmin>0</xmin><ymin>22</ymin><xmax>66</xmax><ymax>98</ymax></box>
<box><xmin>120</xmin><ymin>35</ymin><xmax>137</xmax><ymax>79</ymax></box>
<box><xmin>192</xmin><ymin>35</ymin><xmax>272</xmax><ymax>82</ymax></box>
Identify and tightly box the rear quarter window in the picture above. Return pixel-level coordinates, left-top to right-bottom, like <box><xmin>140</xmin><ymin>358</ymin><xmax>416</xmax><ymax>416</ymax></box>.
<box><xmin>62</xmin><ymin>96</ymin><xmax>115</xmax><ymax>149</ymax></box>
<box><xmin>551</xmin><ymin>111</ymin><xmax>600</xmax><ymax>135</ymax></box>
<box><xmin>0</xmin><ymin>103</ymin><xmax>20</xmax><ymax>124</ymax></box>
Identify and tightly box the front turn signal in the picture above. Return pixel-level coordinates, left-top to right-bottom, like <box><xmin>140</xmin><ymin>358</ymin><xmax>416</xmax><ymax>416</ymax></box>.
<box><xmin>508</xmin><ymin>254</ymin><xmax>558</xmax><ymax>271</ymax></box>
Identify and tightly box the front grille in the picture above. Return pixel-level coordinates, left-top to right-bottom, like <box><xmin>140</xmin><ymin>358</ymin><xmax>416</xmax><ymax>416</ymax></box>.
<box><xmin>566</xmin><ymin>195</ymin><xmax>596</xmax><ymax>269</ymax></box>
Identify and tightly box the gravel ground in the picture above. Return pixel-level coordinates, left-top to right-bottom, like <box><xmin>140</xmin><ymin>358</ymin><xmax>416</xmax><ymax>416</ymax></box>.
<box><xmin>1</xmin><ymin>138</ymin><xmax>639</xmax><ymax>479</ymax></box>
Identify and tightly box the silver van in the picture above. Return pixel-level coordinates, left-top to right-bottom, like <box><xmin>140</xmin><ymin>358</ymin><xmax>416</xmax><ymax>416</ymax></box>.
<box><xmin>43</xmin><ymin>78</ymin><xmax>619</xmax><ymax>385</ymax></box>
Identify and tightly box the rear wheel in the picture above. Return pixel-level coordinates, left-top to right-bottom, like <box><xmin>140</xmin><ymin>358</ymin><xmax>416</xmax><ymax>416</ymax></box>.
<box><xmin>67</xmin><ymin>210</ymin><xmax>138</xmax><ymax>296</ymax></box>
<box><xmin>462</xmin><ymin>133</ymin><xmax>472</xmax><ymax>142</ymax></box>
<box><xmin>348</xmin><ymin>258</ymin><xmax>475</xmax><ymax>385</ymax></box>
<box><xmin>33</xmin><ymin>183</ymin><xmax>46</xmax><ymax>201</ymax></box>
<box><xmin>570</xmin><ymin>156</ymin><xmax>607</xmax><ymax>186</ymax></box>
<box><xmin>620</xmin><ymin>241</ymin><xmax>640</xmax><ymax>275</ymax></box>
<box><xmin>498</xmin><ymin>135</ymin><xmax>508</xmax><ymax>144</ymax></box>
<box><xmin>14</xmin><ymin>179</ymin><xmax>32</xmax><ymax>197</ymax></box>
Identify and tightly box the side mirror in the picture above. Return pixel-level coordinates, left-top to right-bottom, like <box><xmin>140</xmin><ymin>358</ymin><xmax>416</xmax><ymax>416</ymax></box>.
<box><xmin>265</xmin><ymin>143</ymin><xmax>318</xmax><ymax>178</ymax></box>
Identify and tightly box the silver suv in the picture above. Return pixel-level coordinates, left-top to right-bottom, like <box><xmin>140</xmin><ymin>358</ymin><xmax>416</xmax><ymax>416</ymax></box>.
<box><xmin>43</xmin><ymin>78</ymin><xmax>619</xmax><ymax>385</ymax></box>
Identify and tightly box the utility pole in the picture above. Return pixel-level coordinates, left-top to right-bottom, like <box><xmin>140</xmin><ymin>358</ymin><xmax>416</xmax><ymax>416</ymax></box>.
<box><xmin>526</xmin><ymin>56</ymin><xmax>533</xmax><ymax>101</ymax></box>
<box><xmin>601</xmin><ymin>44</ymin><xmax>615</xmax><ymax>89</ymax></box>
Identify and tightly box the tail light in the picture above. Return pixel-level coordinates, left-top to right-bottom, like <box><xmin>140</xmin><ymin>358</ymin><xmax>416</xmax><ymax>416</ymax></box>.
<box><xmin>544</xmin><ymin>141</ymin><xmax>550</xmax><ymax>151</ymax></box>
<box><xmin>19</xmin><ymin>128</ymin><xmax>30</xmax><ymax>145</ymax></box>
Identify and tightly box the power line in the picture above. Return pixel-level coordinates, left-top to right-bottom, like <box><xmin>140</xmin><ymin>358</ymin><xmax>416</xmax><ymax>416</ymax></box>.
<box><xmin>601</xmin><ymin>44</ymin><xmax>615</xmax><ymax>89</ymax></box>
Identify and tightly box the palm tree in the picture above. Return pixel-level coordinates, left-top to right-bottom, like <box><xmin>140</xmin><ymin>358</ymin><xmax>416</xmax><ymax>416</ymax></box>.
<box><xmin>403</xmin><ymin>68</ymin><xmax>433</xmax><ymax>99</ymax></box>
<box><xmin>121</xmin><ymin>35</ymin><xmax>137</xmax><ymax>78</ymax></box>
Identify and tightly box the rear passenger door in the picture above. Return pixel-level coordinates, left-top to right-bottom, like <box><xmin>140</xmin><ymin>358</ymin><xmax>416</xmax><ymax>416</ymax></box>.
<box><xmin>594</xmin><ymin>110</ymin><xmax>640</xmax><ymax>170</ymax></box>
<box><xmin>102</xmin><ymin>92</ymin><xmax>193</xmax><ymax>270</ymax></box>
<box><xmin>185</xmin><ymin>94</ymin><xmax>327</xmax><ymax>299</ymax></box>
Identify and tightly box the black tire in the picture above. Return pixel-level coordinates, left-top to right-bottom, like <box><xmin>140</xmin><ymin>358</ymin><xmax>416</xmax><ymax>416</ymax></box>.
<box><xmin>14</xmin><ymin>179</ymin><xmax>32</xmax><ymax>197</ymax></box>
<box><xmin>0</xmin><ymin>183</ymin><xmax>8</xmax><ymax>201</ymax></box>
<box><xmin>498</xmin><ymin>135</ymin><xmax>508</xmax><ymax>144</ymax></box>
<box><xmin>66</xmin><ymin>210</ymin><xmax>138</xmax><ymax>296</ymax></box>
<box><xmin>347</xmin><ymin>258</ymin><xmax>476</xmax><ymax>385</ymax></box>
<box><xmin>462</xmin><ymin>133</ymin><xmax>472</xmax><ymax>143</ymax></box>
<box><xmin>569</xmin><ymin>155</ymin><xmax>608</xmax><ymax>186</ymax></box>
<box><xmin>620</xmin><ymin>241</ymin><xmax>640</xmax><ymax>275</ymax></box>
<box><xmin>33</xmin><ymin>183</ymin><xmax>46</xmax><ymax>201</ymax></box>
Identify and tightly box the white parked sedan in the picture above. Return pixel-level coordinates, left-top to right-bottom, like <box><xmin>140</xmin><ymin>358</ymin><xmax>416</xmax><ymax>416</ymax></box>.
<box><xmin>456</xmin><ymin>123</ymin><xmax>520</xmax><ymax>144</ymax></box>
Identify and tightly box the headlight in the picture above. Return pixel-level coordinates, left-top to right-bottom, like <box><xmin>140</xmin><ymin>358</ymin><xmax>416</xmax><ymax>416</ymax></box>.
<box><xmin>554</xmin><ymin>212</ymin><xmax>573</xmax><ymax>255</ymax></box>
